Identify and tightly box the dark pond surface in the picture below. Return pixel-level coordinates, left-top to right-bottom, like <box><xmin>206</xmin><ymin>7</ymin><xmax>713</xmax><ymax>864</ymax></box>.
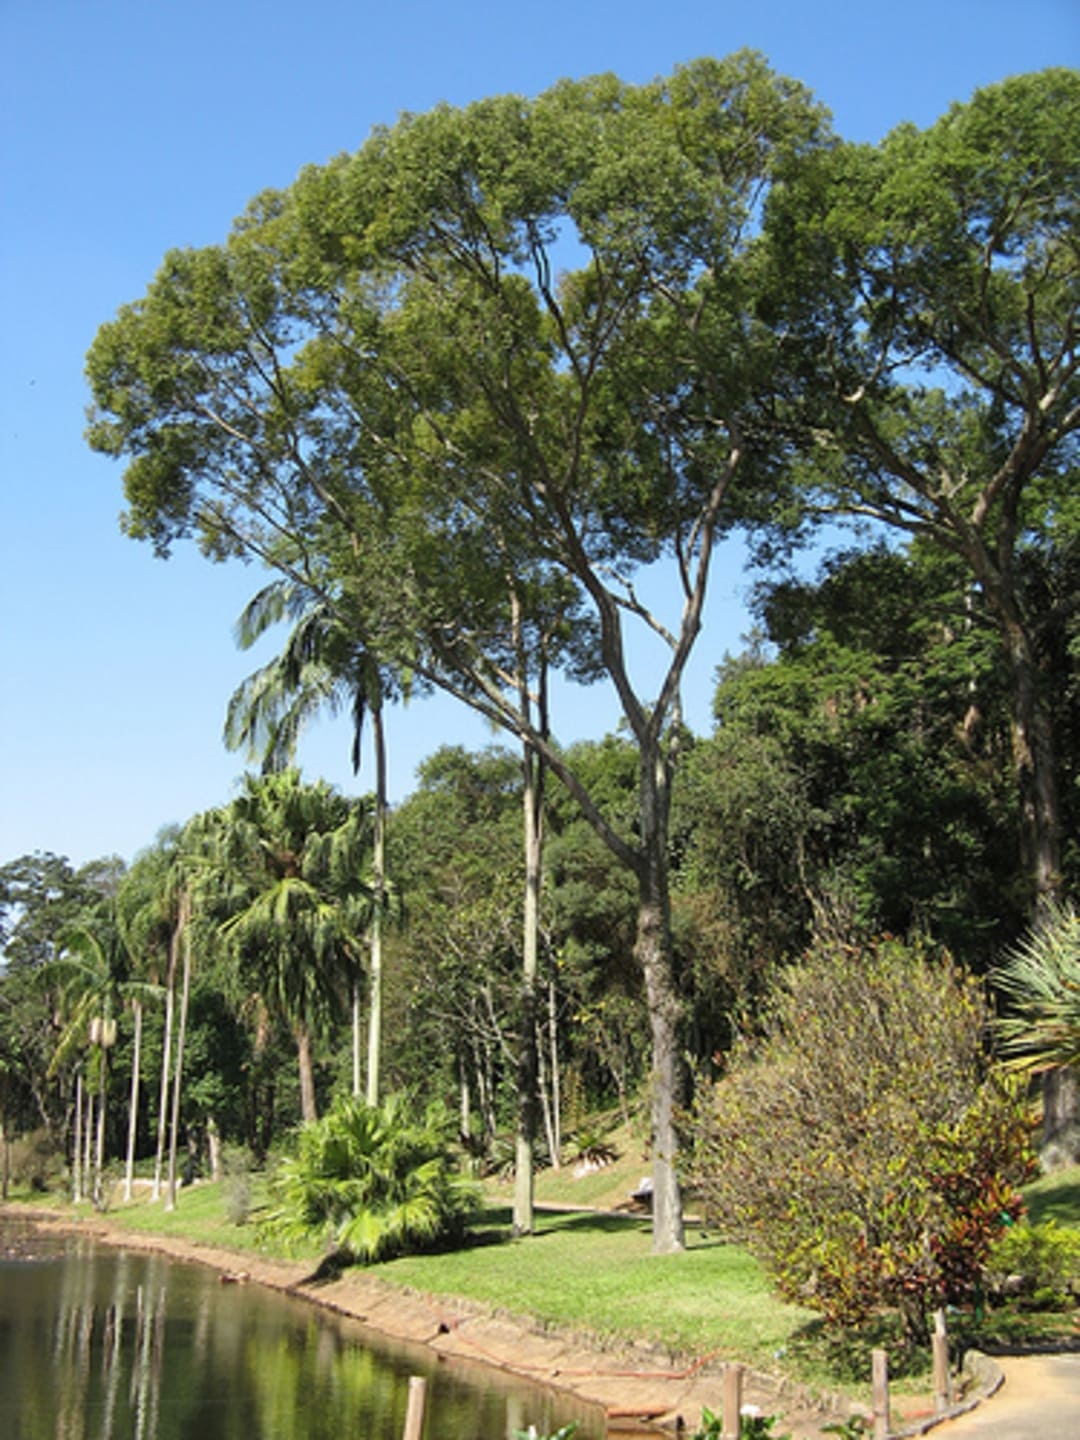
<box><xmin>0</xmin><ymin>1220</ymin><xmax>603</xmax><ymax>1440</ymax></box>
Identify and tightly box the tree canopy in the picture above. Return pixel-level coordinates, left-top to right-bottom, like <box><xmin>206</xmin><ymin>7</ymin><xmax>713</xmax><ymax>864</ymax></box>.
<box><xmin>86</xmin><ymin>51</ymin><xmax>832</xmax><ymax>1251</ymax></box>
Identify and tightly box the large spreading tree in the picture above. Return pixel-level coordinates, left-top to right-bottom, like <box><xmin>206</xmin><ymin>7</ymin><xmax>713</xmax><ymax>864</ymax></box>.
<box><xmin>764</xmin><ymin>68</ymin><xmax>1080</xmax><ymax>914</ymax></box>
<box><xmin>86</xmin><ymin>52</ymin><xmax>829</xmax><ymax>1250</ymax></box>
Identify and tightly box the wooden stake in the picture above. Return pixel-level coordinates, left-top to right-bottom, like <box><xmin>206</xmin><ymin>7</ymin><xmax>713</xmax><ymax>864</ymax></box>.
<box><xmin>402</xmin><ymin>1375</ymin><xmax>427</xmax><ymax>1440</ymax></box>
<box><xmin>872</xmin><ymin>1348</ymin><xmax>890</xmax><ymax>1440</ymax></box>
<box><xmin>722</xmin><ymin>1363</ymin><xmax>743</xmax><ymax>1440</ymax></box>
<box><xmin>933</xmin><ymin>1308</ymin><xmax>952</xmax><ymax>1412</ymax></box>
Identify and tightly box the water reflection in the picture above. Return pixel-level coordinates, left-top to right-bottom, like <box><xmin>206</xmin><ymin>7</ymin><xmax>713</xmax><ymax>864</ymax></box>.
<box><xmin>0</xmin><ymin>1222</ymin><xmax>601</xmax><ymax>1440</ymax></box>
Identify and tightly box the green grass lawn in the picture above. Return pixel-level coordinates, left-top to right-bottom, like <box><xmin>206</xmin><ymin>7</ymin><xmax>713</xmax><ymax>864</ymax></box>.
<box><xmin>380</xmin><ymin>1204</ymin><xmax>811</xmax><ymax>1370</ymax></box>
<box><xmin>8</xmin><ymin>1157</ymin><xmax>1079</xmax><ymax>1399</ymax></box>
<box><xmin>1023</xmin><ymin>1163</ymin><xmax>1080</xmax><ymax>1227</ymax></box>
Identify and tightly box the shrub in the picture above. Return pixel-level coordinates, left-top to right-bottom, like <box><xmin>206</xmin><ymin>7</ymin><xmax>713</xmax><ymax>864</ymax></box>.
<box><xmin>220</xmin><ymin>1143</ymin><xmax>257</xmax><ymax>1225</ymax></box>
<box><xmin>263</xmin><ymin>1093</ymin><xmax>478</xmax><ymax>1262</ymax></box>
<box><xmin>985</xmin><ymin>1220</ymin><xmax>1080</xmax><ymax>1309</ymax></box>
<box><xmin>7</xmin><ymin>1128</ymin><xmax>66</xmax><ymax>1194</ymax></box>
<box><xmin>685</xmin><ymin>936</ymin><xmax>1034</xmax><ymax>1346</ymax></box>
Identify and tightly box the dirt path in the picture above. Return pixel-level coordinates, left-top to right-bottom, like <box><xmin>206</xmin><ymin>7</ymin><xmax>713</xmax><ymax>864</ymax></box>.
<box><xmin>932</xmin><ymin>1354</ymin><xmax>1080</xmax><ymax>1439</ymax></box>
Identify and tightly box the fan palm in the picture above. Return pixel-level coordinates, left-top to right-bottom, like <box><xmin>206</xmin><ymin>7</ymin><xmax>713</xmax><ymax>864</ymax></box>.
<box><xmin>267</xmin><ymin>1092</ymin><xmax>476</xmax><ymax>1261</ymax></box>
<box><xmin>995</xmin><ymin>902</ymin><xmax>1080</xmax><ymax>1073</ymax></box>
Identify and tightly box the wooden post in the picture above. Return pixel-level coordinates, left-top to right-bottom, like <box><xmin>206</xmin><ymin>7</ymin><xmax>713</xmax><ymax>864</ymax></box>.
<box><xmin>402</xmin><ymin>1375</ymin><xmax>427</xmax><ymax>1440</ymax></box>
<box><xmin>872</xmin><ymin>1348</ymin><xmax>890</xmax><ymax>1440</ymax></box>
<box><xmin>722</xmin><ymin>1363</ymin><xmax>743</xmax><ymax>1440</ymax></box>
<box><xmin>933</xmin><ymin>1309</ymin><xmax>952</xmax><ymax>1413</ymax></box>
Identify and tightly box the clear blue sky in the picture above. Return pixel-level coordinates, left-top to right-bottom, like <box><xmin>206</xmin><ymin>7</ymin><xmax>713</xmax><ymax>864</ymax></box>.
<box><xmin>1</xmin><ymin>0</ymin><xmax>1076</xmax><ymax>870</ymax></box>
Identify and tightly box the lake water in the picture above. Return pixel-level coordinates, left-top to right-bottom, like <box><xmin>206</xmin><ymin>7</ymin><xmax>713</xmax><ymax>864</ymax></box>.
<box><xmin>0</xmin><ymin>1220</ymin><xmax>603</xmax><ymax>1440</ymax></box>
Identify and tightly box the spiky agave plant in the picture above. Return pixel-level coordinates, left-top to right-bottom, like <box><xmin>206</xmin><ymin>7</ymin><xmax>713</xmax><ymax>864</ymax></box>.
<box><xmin>994</xmin><ymin>902</ymin><xmax>1080</xmax><ymax>1073</ymax></box>
<box><xmin>265</xmin><ymin>1093</ymin><xmax>478</xmax><ymax>1262</ymax></box>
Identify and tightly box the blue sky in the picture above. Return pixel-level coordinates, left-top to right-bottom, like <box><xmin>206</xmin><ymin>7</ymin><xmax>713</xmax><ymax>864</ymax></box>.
<box><xmin>1</xmin><ymin>0</ymin><xmax>1076</xmax><ymax>869</ymax></box>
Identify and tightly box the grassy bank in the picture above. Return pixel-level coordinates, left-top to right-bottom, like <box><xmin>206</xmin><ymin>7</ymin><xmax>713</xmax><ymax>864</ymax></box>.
<box><xmin>8</xmin><ymin>1158</ymin><xmax>1080</xmax><ymax>1401</ymax></box>
<box><xmin>7</xmin><ymin>1177</ymin><xmax>813</xmax><ymax>1380</ymax></box>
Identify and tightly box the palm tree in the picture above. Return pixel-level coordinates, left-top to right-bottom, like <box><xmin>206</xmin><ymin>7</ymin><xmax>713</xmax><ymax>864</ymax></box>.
<box><xmin>114</xmin><ymin>844</ymin><xmax>174</xmax><ymax>1201</ymax></box>
<box><xmin>45</xmin><ymin>908</ymin><xmax>155</xmax><ymax>1206</ymax></box>
<box><xmin>225</xmin><ymin>579</ymin><xmax>399</xmax><ymax>1105</ymax></box>
<box><xmin>995</xmin><ymin>902</ymin><xmax>1080</xmax><ymax>1166</ymax></box>
<box><xmin>996</xmin><ymin>903</ymin><xmax>1080</xmax><ymax>1072</ymax></box>
<box><xmin>214</xmin><ymin>770</ymin><xmax>371</xmax><ymax>1123</ymax></box>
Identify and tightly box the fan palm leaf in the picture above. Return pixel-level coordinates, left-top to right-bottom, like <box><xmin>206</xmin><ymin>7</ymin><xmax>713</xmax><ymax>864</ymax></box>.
<box><xmin>995</xmin><ymin>902</ymin><xmax>1080</xmax><ymax>1073</ymax></box>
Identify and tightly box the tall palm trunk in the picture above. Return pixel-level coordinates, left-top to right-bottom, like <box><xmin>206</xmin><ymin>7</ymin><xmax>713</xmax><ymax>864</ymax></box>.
<box><xmin>164</xmin><ymin>890</ymin><xmax>192</xmax><ymax>1211</ymax></box>
<box><xmin>513</xmin><ymin>627</ymin><xmax>548</xmax><ymax>1238</ymax></box>
<box><xmin>94</xmin><ymin>1049</ymin><xmax>107</xmax><ymax>1209</ymax></box>
<box><xmin>124</xmin><ymin>998</ymin><xmax>143</xmax><ymax>1203</ymax></box>
<box><xmin>296</xmin><ymin>1021</ymin><xmax>318</xmax><ymax>1124</ymax></box>
<box><xmin>513</xmin><ymin>736</ymin><xmax>544</xmax><ymax>1237</ymax></box>
<box><xmin>366</xmin><ymin>697</ymin><xmax>387</xmax><ymax>1106</ymax></box>
<box><xmin>152</xmin><ymin>928</ymin><xmax>179</xmax><ymax>1201</ymax></box>
<box><xmin>72</xmin><ymin>1068</ymin><xmax>83</xmax><ymax>1204</ymax></box>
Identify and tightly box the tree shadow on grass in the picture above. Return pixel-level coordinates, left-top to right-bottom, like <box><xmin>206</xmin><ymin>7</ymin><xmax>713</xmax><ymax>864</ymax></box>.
<box><xmin>1025</xmin><ymin>1167</ymin><xmax>1080</xmax><ymax>1227</ymax></box>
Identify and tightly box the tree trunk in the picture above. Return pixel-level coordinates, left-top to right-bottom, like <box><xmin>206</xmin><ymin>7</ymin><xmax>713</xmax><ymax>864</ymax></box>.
<box><xmin>153</xmin><ymin>932</ymin><xmax>178</xmax><ymax>1201</ymax></box>
<box><xmin>366</xmin><ymin>700</ymin><xmax>388</xmax><ymax>1106</ymax></box>
<box><xmin>94</xmin><ymin>1049</ymin><xmax>107</xmax><ymax>1209</ymax></box>
<box><xmin>352</xmin><ymin>982</ymin><xmax>362</xmax><ymax>1098</ymax></box>
<box><xmin>165</xmin><ymin>892</ymin><xmax>192</xmax><ymax>1212</ymax></box>
<box><xmin>537</xmin><ymin>1012</ymin><xmax>559</xmax><ymax>1171</ymax></box>
<box><xmin>999</xmin><ymin>614</ymin><xmax>1076</xmax><ymax>1161</ymax></box>
<box><xmin>296</xmin><ymin>1022</ymin><xmax>318</xmax><ymax>1125</ymax></box>
<box><xmin>1041</xmin><ymin>1068</ymin><xmax>1080</xmax><ymax>1170</ymax></box>
<box><xmin>124</xmin><ymin>999</ymin><xmax>143</xmax><ymax>1203</ymax></box>
<box><xmin>548</xmin><ymin>977</ymin><xmax>562</xmax><ymax>1166</ymax></box>
<box><xmin>207</xmin><ymin>1117</ymin><xmax>222</xmax><ymax>1181</ymax></box>
<box><xmin>459</xmin><ymin>1059</ymin><xmax>471</xmax><ymax>1142</ymax></box>
<box><xmin>83</xmin><ymin>1080</ymin><xmax>94</xmax><ymax>1203</ymax></box>
<box><xmin>513</xmin><ymin>737</ymin><xmax>543</xmax><ymax>1237</ymax></box>
<box><xmin>635</xmin><ymin>743</ymin><xmax>685</xmax><ymax>1254</ymax></box>
<box><xmin>73</xmin><ymin>1069</ymin><xmax>83</xmax><ymax>1204</ymax></box>
<box><xmin>1003</xmin><ymin>616</ymin><xmax>1062</xmax><ymax>909</ymax></box>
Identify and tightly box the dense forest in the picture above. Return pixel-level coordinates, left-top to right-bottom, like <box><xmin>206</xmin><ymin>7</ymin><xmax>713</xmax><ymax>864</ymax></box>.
<box><xmin>1</xmin><ymin>59</ymin><xmax>1077</xmax><ymax>1266</ymax></box>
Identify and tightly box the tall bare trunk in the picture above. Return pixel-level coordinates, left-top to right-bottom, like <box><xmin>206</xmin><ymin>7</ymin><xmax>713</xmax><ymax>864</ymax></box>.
<box><xmin>83</xmin><ymin>1081</ymin><xmax>94</xmax><ymax>1202</ymax></box>
<box><xmin>72</xmin><ymin>1069</ymin><xmax>83</xmax><ymax>1204</ymax></box>
<box><xmin>513</xmin><ymin>735</ymin><xmax>543</xmax><ymax>1236</ymax></box>
<box><xmin>548</xmin><ymin>977</ymin><xmax>562</xmax><ymax>1164</ymax></box>
<box><xmin>124</xmin><ymin>998</ymin><xmax>143</xmax><ymax>1203</ymax></box>
<box><xmin>1000</xmin><ymin>612</ymin><xmax>1073</xmax><ymax>1161</ymax></box>
<box><xmin>296</xmin><ymin>1021</ymin><xmax>318</xmax><ymax>1124</ymax></box>
<box><xmin>366</xmin><ymin>700</ymin><xmax>387</xmax><ymax>1107</ymax></box>
<box><xmin>1003</xmin><ymin>616</ymin><xmax>1062</xmax><ymax>908</ymax></box>
<box><xmin>94</xmin><ymin>1049</ymin><xmax>107</xmax><ymax>1208</ymax></box>
<box><xmin>352</xmin><ymin>983</ymin><xmax>362</xmax><ymax>1098</ymax></box>
<box><xmin>636</xmin><ymin>740</ymin><xmax>684</xmax><ymax>1254</ymax></box>
<box><xmin>165</xmin><ymin>891</ymin><xmax>192</xmax><ymax>1212</ymax></box>
<box><xmin>153</xmin><ymin>931</ymin><xmax>178</xmax><ymax>1201</ymax></box>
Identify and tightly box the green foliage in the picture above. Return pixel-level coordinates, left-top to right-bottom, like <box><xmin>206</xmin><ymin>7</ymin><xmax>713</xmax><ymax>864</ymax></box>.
<box><xmin>686</xmin><ymin>936</ymin><xmax>1035</xmax><ymax>1344</ymax></box>
<box><xmin>220</xmin><ymin>1142</ymin><xmax>258</xmax><ymax>1225</ymax></box>
<box><xmin>263</xmin><ymin>1093</ymin><xmax>478</xmax><ymax>1262</ymax></box>
<box><xmin>565</xmin><ymin>1123</ymin><xmax>618</xmax><ymax>1168</ymax></box>
<box><xmin>821</xmin><ymin>1417</ymin><xmax>871</xmax><ymax>1439</ymax></box>
<box><xmin>5</xmin><ymin>1127</ymin><xmax>67</xmax><ymax>1194</ymax></box>
<box><xmin>691</xmin><ymin>1406</ymin><xmax>791</xmax><ymax>1440</ymax></box>
<box><xmin>985</xmin><ymin>1220</ymin><xmax>1080</xmax><ymax>1310</ymax></box>
<box><xmin>994</xmin><ymin>902</ymin><xmax>1080</xmax><ymax>1072</ymax></box>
